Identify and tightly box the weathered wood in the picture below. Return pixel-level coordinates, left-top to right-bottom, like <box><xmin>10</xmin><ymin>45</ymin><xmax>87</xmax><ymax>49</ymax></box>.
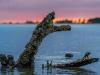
<box><xmin>51</xmin><ymin>53</ymin><xmax>99</xmax><ymax>68</ymax></box>
<box><xmin>43</xmin><ymin>52</ymin><xmax>99</xmax><ymax>68</ymax></box>
<box><xmin>53</xmin><ymin>58</ymin><xmax>99</xmax><ymax>68</ymax></box>
<box><xmin>16</xmin><ymin>11</ymin><xmax>71</xmax><ymax>67</ymax></box>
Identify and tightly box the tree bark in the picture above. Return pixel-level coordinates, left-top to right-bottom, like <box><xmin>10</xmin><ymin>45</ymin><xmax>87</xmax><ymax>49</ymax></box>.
<box><xmin>16</xmin><ymin>11</ymin><xmax>71</xmax><ymax>67</ymax></box>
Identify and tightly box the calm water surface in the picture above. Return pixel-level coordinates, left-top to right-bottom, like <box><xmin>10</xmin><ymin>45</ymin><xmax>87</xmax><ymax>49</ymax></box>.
<box><xmin>0</xmin><ymin>24</ymin><xmax>100</xmax><ymax>75</ymax></box>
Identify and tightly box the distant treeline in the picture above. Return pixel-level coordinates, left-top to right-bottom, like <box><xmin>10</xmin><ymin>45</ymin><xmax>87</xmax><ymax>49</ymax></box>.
<box><xmin>55</xmin><ymin>18</ymin><xmax>100</xmax><ymax>24</ymax></box>
<box><xmin>56</xmin><ymin>19</ymin><xmax>72</xmax><ymax>24</ymax></box>
<box><xmin>2</xmin><ymin>21</ymin><xmax>39</xmax><ymax>24</ymax></box>
<box><xmin>1</xmin><ymin>18</ymin><xmax>100</xmax><ymax>24</ymax></box>
<box><xmin>88</xmin><ymin>18</ymin><xmax>100</xmax><ymax>23</ymax></box>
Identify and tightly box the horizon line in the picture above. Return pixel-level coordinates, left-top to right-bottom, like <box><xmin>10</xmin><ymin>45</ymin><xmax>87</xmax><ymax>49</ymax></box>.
<box><xmin>0</xmin><ymin>17</ymin><xmax>100</xmax><ymax>24</ymax></box>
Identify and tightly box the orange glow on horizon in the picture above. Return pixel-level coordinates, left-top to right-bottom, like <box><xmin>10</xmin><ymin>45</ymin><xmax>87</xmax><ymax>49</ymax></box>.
<box><xmin>71</xmin><ymin>18</ymin><xmax>89</xmax><ymax>23</ymax></box>
<box><xmin>54</xmin><ymin>18</ymin><xmax>89</xmax><ymax>23</ymax></box>
<box><xmin>0</xmin><ymin>17</ymin><xmax>89</xmax><ymax>24</ymax></box>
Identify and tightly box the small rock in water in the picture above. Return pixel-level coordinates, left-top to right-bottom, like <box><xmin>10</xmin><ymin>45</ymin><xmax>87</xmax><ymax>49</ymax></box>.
<box><xmin>65</xmin><ymin>52</ymin><xmax>73</xmax><ymax>58</ymax></box>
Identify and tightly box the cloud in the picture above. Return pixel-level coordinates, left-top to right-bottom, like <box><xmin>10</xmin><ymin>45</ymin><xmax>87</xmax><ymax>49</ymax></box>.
<box><xmin>0</xmin><ymin>0</ymin><xmax>100</xmax><ymax>22</ymax></box>
<box><xmin>0</xmin><ymin>0</ymin><xmax>100</xmax><ymax>11</ymax></box>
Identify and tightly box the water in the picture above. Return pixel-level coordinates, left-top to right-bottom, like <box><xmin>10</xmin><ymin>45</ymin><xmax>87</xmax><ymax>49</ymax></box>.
<box><xmin>0</xmin><ymin>24</ymin><xmax>100</xmax><ymax>75</ymax></box>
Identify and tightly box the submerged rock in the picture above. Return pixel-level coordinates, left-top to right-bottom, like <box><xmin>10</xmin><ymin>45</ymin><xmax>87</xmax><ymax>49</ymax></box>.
<box><xmin>65</xmin><ymin>53</ymin><xmax>73</xmax><ymax>58</ymax></box>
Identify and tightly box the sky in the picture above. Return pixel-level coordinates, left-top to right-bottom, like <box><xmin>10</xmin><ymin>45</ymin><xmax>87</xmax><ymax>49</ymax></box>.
<box><xmin>0</xmin><ymin>0</ymin><xmax>100</xmax><ymax>23</ymax></box>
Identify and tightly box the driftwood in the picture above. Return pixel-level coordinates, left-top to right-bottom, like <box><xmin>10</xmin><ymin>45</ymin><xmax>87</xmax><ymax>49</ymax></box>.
<box><xmin>45</xmin><ymin>53</ymin><xmax>99</xmax><ymax>68</ymax></box>
<box><xmin>53</xmin><ymin>58</ymin><xmax>99</xmax><ymax>68</ymax></box>
<box><xmin>0</xmin><ymin>11</ymin><xmax>71</xmax><ymax>68</ymax></box>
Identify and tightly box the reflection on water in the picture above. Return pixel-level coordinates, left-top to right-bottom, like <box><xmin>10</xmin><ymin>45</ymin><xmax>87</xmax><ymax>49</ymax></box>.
<box><xmin>0</xmin><ymin>67</ymin><xmax>35</xmax><ymax>75</ymax></box>
<box><xmin>58</xmin><ymin>68</ymin><xmax>96</xmax><ymax>75</ymax></box>
<box><xmin>0</xmin><ymin>63</ymin><xmax>96</xmax><ymax>75</ymax></box>
<box><xmin>42</xmin><ymin>67</ymin><xmax>96</xmax><ymax>75</ymax></box>
<box><xmin>1</xmin><ymin>67</ymin><xmax>14</xmax><ymax>75</ymax></box>
<box><xmin>17</xmin><ymin>67</ymin><xmax>35</xmax><ymax>75</ymax></box>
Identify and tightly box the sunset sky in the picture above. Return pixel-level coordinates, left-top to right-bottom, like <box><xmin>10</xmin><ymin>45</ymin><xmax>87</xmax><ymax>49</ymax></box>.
<box><xmin>0</xmin><ymin>0</ymin><xmax>100</xmax><ymax>23</ymax></box>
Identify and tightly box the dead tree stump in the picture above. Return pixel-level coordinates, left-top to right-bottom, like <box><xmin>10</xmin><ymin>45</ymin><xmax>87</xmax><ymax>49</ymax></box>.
<box><xmin>0</xmin><ymin>11</ymin><xmax>71</xmax><ymax>68</ymax></box>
